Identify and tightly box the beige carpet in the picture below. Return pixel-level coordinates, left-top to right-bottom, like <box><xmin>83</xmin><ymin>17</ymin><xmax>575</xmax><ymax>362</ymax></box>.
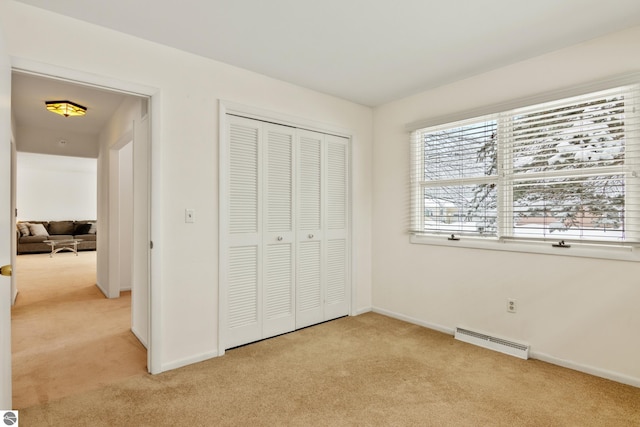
<box><xmin>11</xmin><ymin>251</ymin><xmax>147</xmax><ymax>409</ymax></box>
<box><xmin>17</xmin><ymin>311</ymin><xmax>640</xmax><ymax>426</ymax></box>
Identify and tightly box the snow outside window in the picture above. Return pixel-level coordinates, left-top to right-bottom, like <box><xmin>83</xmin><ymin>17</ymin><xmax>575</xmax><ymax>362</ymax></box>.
<box><xmin>410</xmin><ymin>83</ymin><xmax>640</xmax><ymax>248</ymax></box>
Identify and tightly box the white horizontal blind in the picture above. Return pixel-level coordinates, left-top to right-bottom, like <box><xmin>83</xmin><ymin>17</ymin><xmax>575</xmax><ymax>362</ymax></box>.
<box><xmin>411</xmin><ymin>116</ymin><xmax>499</xmax><ymax>237</ymax></box>
<box><xmin>411</xmin><ymin>82</ymin><xmax>640</xmax><ymax>245</ymax></box>
<box><xmin>507</xmin><ymin>85</ymin><xmax>640</xmax><ymax>243</ymax></box>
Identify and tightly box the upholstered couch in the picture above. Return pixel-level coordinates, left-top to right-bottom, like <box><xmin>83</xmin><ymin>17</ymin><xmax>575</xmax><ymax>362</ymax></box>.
<box><xmin>16</xmin><ymin>220</ymin><xmax>97</xmax><ymax>254</ymax></box>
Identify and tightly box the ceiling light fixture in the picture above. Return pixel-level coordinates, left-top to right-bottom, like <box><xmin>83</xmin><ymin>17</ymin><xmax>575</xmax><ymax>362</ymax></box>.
<box><xmin>45</xmin><ymin>100</ymin><xmax>87</xmax><ymax>117</ymax></box>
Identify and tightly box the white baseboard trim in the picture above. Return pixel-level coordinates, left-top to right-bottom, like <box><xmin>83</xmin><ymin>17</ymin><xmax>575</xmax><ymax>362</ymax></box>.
<box><xmin>95</xmin><ymin>282</ymin><xmax>108</xmax><ymax>298</ymax></box>
<box><xmin>161</xmin><ymin>350</ymin><xmax>220</xmax><ymax>373</ymax></box>
<box><xmin>120</xmin><ymin>286</ymin><xmax>131</xmax><ymax>292</ymax></box>
<box><xmin>131</xmin><ymin>326</ymin><xmax>148</xmax><ymax>349</ymax></box>
<box><xmin>372</xmin><ymin>307</ymin><xmax>640</xmax><ymax>388</ymax></box>
<box><xmin>371</xmin><ymin>307</ymin><xmax>455</xmax><ymax>336</ymax></box>
<box><xmin>353</xmin><ymin>306</ymin><xmax>372</xmax><ymax>316</ymax></box>
<box><xmin>530</xmin><ymin>350</ymin><xmax>640</xmax><ymax>388</ymax></box>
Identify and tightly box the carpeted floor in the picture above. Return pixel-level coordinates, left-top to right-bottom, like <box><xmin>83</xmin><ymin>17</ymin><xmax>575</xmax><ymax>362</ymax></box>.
<box><xmin>11</xmin><ymin>251</ymin><xmax>147</xmax><ymax>409</ymax></box>
<box><xmin>16</xmin><ymin>310</ymin><xmax>640</xmax><ymax>426</ymax></box>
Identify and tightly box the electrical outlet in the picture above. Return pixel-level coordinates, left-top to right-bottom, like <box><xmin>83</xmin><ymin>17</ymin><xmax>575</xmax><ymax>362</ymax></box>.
<box><xmin>507</xmin><ymin>298</ymin><xmax>517</xmax><ymax>313</ymax></box>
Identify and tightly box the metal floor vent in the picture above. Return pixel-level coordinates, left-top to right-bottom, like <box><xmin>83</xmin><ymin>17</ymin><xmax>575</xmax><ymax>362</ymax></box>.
<box><xmin>455</xmin><ymin>327</ymin><xmax>529</xmax><ymax>360</ymax></box>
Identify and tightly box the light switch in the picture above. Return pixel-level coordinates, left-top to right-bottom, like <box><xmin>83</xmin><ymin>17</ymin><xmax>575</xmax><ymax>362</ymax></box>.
<box><xmin>185</xmin><ymin>209</ymin><xmax>195</xmax><ymax>223</ymax></box>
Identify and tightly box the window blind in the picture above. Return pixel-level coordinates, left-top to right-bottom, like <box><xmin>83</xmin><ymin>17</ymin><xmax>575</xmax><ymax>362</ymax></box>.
<box><xmin>411</xmin><ymin>117</ymin><xmax>498</xmax><ymax>237</ymax></box>
<box><xmin>410</xmin><ymin>82</ymin><xmax>640</xmax><ymax>246</ymax></box>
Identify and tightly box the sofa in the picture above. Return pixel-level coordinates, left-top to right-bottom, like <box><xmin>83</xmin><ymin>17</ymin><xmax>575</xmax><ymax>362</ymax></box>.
<box><xmin>16</xmin><ymin>220</ymin><xmax>97</xmax><ymax>254</ymax></box>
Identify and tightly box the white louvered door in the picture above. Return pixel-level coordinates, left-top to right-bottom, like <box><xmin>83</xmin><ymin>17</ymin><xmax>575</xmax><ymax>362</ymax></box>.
<box><xmin>223</xmin><ymin>114</ymin><xmax>349</xmax><ymax>350</ymax></box>
<box><xmin>324</xmin><ymin>135</ymin><xmax>350</xmax><ymax>320</ymax></box>
<box><xmin>262</xmin><ymin>124</ymin><xmax>296</xmax><ymax>338</ymax></box>
<box><xmin>224</xmin><ymin>116</ymin><xmax>263</xmax><ymax>348</ymax></box>
<box><xmin>296</xmin><ymin>130</ymin><xmax>324</xmax><ymax>328</ymax></box>
<box><xmin>296</xmin><ymin>130</ymin><xmax>350</xmax><ymax>329</ymax></box>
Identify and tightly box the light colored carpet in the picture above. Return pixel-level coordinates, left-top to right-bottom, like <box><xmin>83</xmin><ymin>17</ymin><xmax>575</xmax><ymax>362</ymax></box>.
<box><xmin>11</xmin><ymin>251</ymin><xmax>147</xmax><ymax>409</ymax></box>
<box><xmin>17</xmin><ymin>310</ymin><xmax>640</xmax><ymax>426</ymax></box>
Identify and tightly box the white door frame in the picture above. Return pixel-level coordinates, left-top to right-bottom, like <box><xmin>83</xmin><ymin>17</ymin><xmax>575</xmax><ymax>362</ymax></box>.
<box><xmin>0</xmin><ymin>27</ymin><xmax>16</xmax><ymax>410</ymax></box>
<box><xmin>10</xmin><ymin>57</ymin><xmax>163</xmax><ymax>375</ymax></box>
<box><xmin>107</xmin><ymin>133</ymin><xmax>133</xmax><ymax>299</ymax></box>
<box><xmin>0</xmin><ymin>28</ymin><xmax>11</xmax><ymax>410</ymax></box>
<box><xmin>10</xmin><ymin>140</ymin><xmax>17</xmax><ymax>305</ymax></box>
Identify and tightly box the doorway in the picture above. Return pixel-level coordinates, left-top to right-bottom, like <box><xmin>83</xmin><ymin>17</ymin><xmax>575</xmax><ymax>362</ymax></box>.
<box><xmin>11</xmin><ymin>252</ymin><xmax>146</xmax><ymax>408</ymax></box>
<box><xmin>10</xmin><ymin>69</ymin><xmax>154</xmax><ymax>406</ymax></box>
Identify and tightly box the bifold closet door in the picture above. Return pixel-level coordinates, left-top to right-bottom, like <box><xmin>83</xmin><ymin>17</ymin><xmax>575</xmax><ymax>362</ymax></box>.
<box><xmin>223</xmin><ymin>115</ymin><xmax>296</xmax><ymax>349</ymax></box>
<box><xmin>323</xmin><ymin>134</ymin><xmax>350</xmax><ymax>320</ymax></box>
<box><xmin>223</xmin><ymin>114</ymin><xmax>349</xmax><ymax>349</ymax></box>
<box><xmin>296</xmin><ymin>130</ymin><xmax>324</xmax><ymax>328</ymax></box>
<box><xmin>296</xmin><ymin>130</ymin><xmax>350</xmax><ymax>329</ymax></box>
<box><xmin>262</xmin><ymin>124</ymin><xmax>296</xmax><ymax>339</ymax></box>
<box><xmin>224</xmin><ymin>115</ymin><xmax>262</xmax><ymax>349</ymax></box>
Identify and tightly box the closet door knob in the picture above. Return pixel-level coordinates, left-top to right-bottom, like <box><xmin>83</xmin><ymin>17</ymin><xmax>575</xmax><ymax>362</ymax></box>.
<box><xmin>308</xmin><ymin>234</ymin><xmax>314</xmax><ymax>239</ymax></box>
<box><xmin>277</xmin><ymin>236</ymin><xmax>283</xmax><ymax>241</ymax></box>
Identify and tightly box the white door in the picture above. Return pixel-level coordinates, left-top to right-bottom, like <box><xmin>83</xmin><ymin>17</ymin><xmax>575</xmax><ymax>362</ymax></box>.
<box><xmin>222</xmin><ymin>117</ymin><xmax>297</xmax><ymax>348</ymax></box>
<box><xmin>296</xmin><ymin>130</ymin><xmax>350</xmax><ymax>329</ymax></box>
<box><xmin>221</xmin><ymin>114</ymin><xmax>350</xmax><ymax>349</ymax></box>
<box><xmin>0</xmin><ymin>28</ymin><xmax>13</xmax><ymax>410</ymax></box>
<box><xmin>324</xmin><ymin>135</ymin><xmax>350</xmax><ymax>320</ymax></box>
<box><xmin>296</xmin><ymin>130</ymin><xmax>324</xmax><ymax>328</ymax></box>
<box><xmin>132</xmin><ymin>112</ymin><xmax>150</xmax><ymax>349</ymax></box>
<box><xmin>262</xmin><ymin>124</ymin><xmax>296</xmax><ymax>338</ymax></box>
<box><xmin>222</xmin><ymin>116</ymin><xmax>263</xmax><ymax>349</ymax></box>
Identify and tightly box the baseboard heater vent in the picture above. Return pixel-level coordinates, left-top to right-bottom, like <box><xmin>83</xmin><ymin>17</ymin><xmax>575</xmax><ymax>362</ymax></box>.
<box><xmin>454</xmin><ymin>327</ymin><xmax>529</xmax><ymax>360</ymax></box>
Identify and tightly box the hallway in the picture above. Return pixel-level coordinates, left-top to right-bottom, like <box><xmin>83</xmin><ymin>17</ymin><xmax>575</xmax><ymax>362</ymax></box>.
<box><xmin>11</xmin><ymin>251</ymin><xmax>146</xmax><ymax>409</ymax></box>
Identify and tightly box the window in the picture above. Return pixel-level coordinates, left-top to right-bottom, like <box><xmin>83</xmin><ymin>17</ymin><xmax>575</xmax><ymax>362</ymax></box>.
<box><xmin>410</xmin><ymin>81</ymin><xmax>640</xmax><ymax>251</ymax></box>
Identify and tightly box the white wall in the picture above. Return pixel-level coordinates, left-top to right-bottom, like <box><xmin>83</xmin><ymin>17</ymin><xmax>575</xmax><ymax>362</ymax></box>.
<box><xmin>98</xmin><ymin>96</ymin><xmax>138</xmax><ymax>298</ymax></box>
<box><xmin>15</xmin><ymin>125</ymin><xmax>99</xmax><ymax>158</ymax></box>
<box><xmin>0</xmin><ymin>1</ymin><xmax>373</xmax><ymax>371</ymax></box>
<box><xmin>373</xmin><ymin>26</ymin><xmax>640</xmax><ymax>386</ymax></box>
<box><xmin>16</xmin><ymin>152</ymin><xmax>96</xmax><ymax>221</ymax></box>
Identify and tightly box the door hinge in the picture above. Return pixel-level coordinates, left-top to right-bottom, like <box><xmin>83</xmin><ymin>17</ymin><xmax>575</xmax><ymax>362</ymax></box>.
<box><xmin>150</xmin><ymin>241</ymin><xmax>154</xmax><ymax>249</ymax></box>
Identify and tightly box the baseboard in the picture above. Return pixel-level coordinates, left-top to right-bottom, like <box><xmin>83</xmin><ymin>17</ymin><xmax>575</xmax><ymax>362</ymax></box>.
<box><xmin>530</xmin><ymin>350</ymin><xmax>640</xmax><ymax>388</ymax></box>
<box><xmin>372</xmin><ymin>307</ymin><xmax>640</xmax><ymax>388</ymax></box>
<box><xmin>353</xmin><ymin>306</ymin><xmax>372</xmax><ymax>316</ymax></box>
<box><xmin>95</xmin><ymin>282</ymin><xmax>108</xmax><ymax>298</ymax></box>
<box><xmin>371</xmin><ymin>307</ymin><xmax>455</xmax><ymax>336</ymax></box>
<box><xmin>161</xmin><ymin>350</ymin><xmax>220</xmax><ymax>373</ymax></box>
<box><xmin>131</xmin><ymin>326</ymin><xmax>148</xmax><ymax>349</ymax></box>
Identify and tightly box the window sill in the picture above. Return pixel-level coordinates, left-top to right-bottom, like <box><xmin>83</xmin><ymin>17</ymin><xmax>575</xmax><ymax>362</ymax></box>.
<box><xmin>410</xmin><ymin>234</ymin><xmax>640</xmax><ymax>262</ymax></box>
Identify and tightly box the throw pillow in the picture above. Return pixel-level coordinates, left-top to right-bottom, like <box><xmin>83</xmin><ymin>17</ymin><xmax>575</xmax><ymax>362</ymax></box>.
<box><xmin>28</xmin><ymin>223</ymin><xmax>49</xmax><ymax>237</ymax></box>
<box><xmin>17</xmin><ymin>222</ymin><xmax>30</xmax><ymax>237</ymax></box>
<box><xmin>48</xmin><ymin>221</ymin><xmax>74</xmax><ymax>235</ymax></box>
<box><xmin>74</xmin><ymin>223</ymin><xmax>92</xmax><ymax>235</ymax></box>
<box><xmin>88</xmin><ymin>222</ymin><xmax>97</xmax><ymax>234</ymax></box>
